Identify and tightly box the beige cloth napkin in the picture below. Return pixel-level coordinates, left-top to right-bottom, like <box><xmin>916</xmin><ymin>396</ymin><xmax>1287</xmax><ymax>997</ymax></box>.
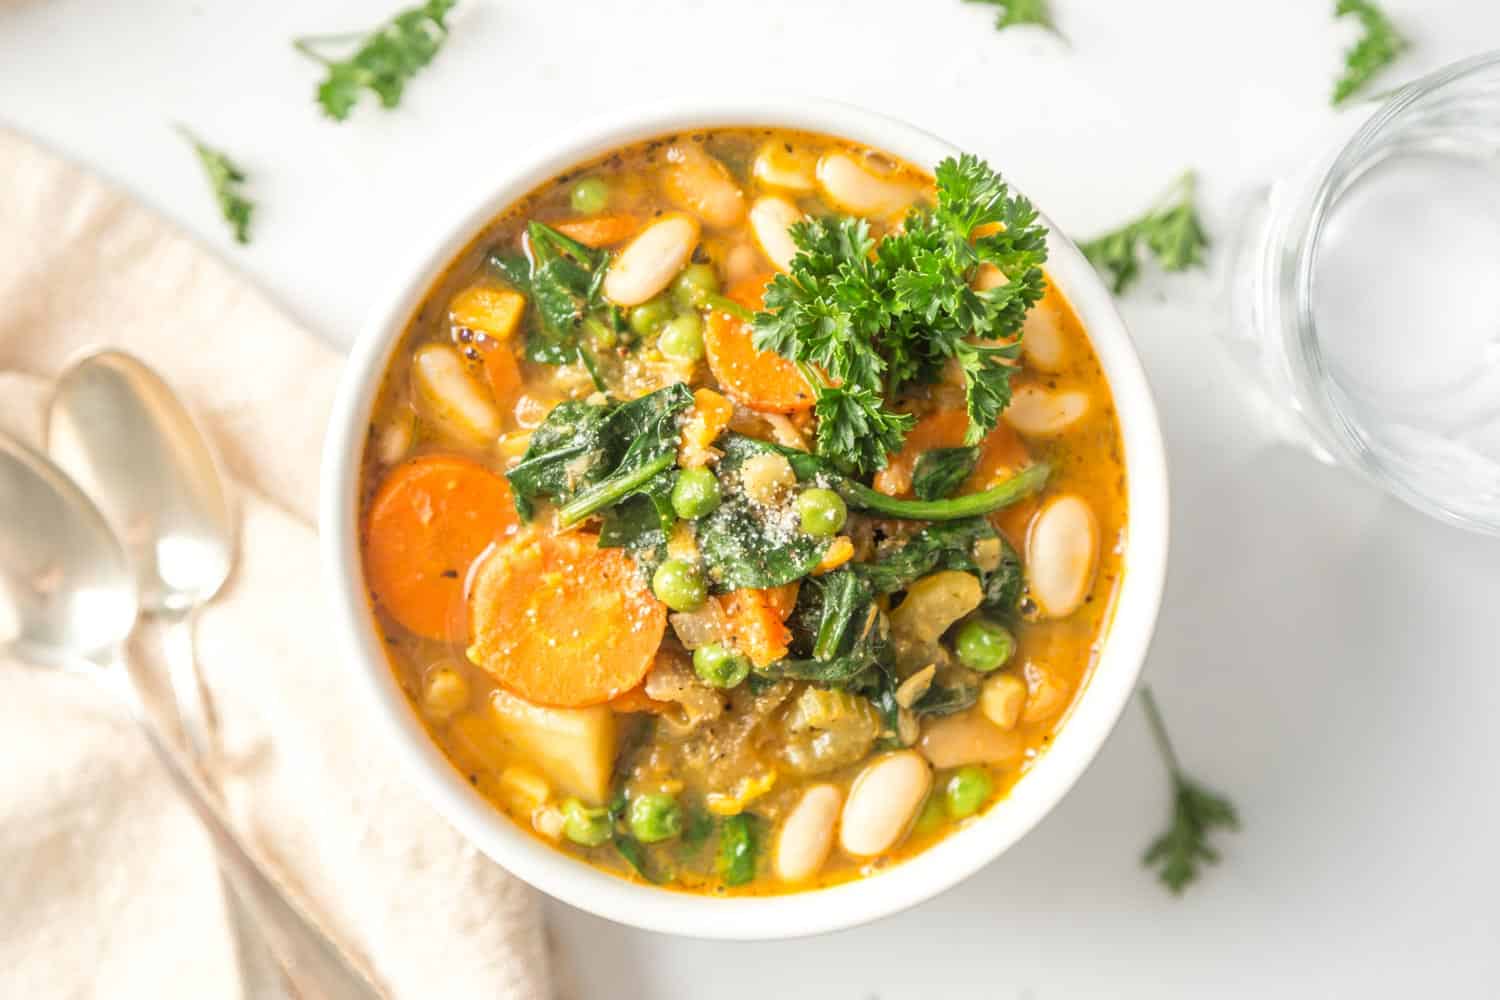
<box><xmin>0</xmin><ymin>128</ymin><xmax>553</xmax><ymax>999</ymax></box>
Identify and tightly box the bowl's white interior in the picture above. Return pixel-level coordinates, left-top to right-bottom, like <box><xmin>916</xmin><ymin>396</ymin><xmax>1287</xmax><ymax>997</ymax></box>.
<box><xmin>319</xmin><ymin>98</ymin><xmax>1170</xmax><ymax>940</ymax></box>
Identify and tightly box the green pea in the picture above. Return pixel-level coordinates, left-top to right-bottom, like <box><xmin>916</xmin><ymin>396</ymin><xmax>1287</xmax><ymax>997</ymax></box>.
<box><xmin>569</xmin><ymin>177</ymin><xmax>609</xmax><ymax>215</ymax></box>
<box><xmin>560</xmin><ymin>798</ymin><xmax>612</xmax><ymax>847</ymax></box>
<box><xmin>954</xmin><ymin>618</ymin><xmax>1015</xmax><ymax>673</ymax></box>
<box><xmin>671</xmin><ymin>263</ymin><xmax>721</xmax><ymax>308</ymax></box>
<box><xmin>795</xmin><ymin>488</ymin><xmax>847</xmax><ymax>537</ymax></box>
<box><xmin>629</xmin><ymin>298</ymin><xmax>673</xmax><ymax>338</ymax></box>
<box><xmin>945</xmin><ymin>766</ymin><xmax>994</xmax><ymax>819</ymax></box>
<box><xmin>914</xmin><ymin>792</ymin><xmax>947</xmax><ymax>835</ymax></box>
<box><xmin>692</xmin><ymin>643</ymin><xmax>750</xmax><ymax>689</ymax></box>
<box><xmin>652</xmin><ymin>558</ymin><xmax>707</xmax><ymax>612</ymax></box>
<box><xmin>671</xmin><ymin>467</ymin><xmax>722</xmax><ymax>519</ymax></box>
<box><xmin>658</xmin><ymin>313</ymin><xmax>705</xmax><ymax>362</ymax></box>
<box><xmin>627</xmin><ymin>793</ymin><xmax>683</xmax><ymax>843</ymax></box>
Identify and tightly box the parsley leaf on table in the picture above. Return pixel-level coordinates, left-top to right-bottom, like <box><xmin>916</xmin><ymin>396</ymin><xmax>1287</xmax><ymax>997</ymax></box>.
<box><xmin>1332</xmin><ymin>0</ymin><xmax>1408</xmax><ymax>106</ymax></box>
<box><xmin>753</xmin><ymin>154</ymin><xmax>1048</xmax><ymax>474</ymax></box>
<box><xmin>176</xmin><ymin>127</ymin><xmax>254</xmax><ymax>245</ymax></box>
<box><xmin>1139</xmin><ymin>686</ymin><xmax>1240</xmax><ymax>895</ymax></box>
<box><xmin>964</xmin><ymin>0</ymin><xmax>1057</xmax><ymax>33</ymax></box>
<box><xmin>1079</xmin><ymin>171</ymin><xmax>1208</xmax><ymax>295</ymax></box>
<box><xmin>294</xmin><ymin>0</ymin><xmax>459</xmax><ymax>122</ymax></box>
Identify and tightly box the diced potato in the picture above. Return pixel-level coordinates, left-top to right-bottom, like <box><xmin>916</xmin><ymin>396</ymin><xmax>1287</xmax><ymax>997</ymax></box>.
<box><xmin>411</xmin><ymin>343</ymin><xmax>501</xmax><ymax>444</ymax></box>
<box><xmin>455</xmin><ymin>689</ymin><xmax>616</xmax><ymax>805</ymax></box>
<box><xmin>889</xmin><ymin>570</ymin><xmax>983</xmax><ymax>644</ymax></box>
<box><xmin>917</xmin><ymin>707</ymin><xmax>1024</xmax><ymax>769</ymax></box>
<box><xmin>740</xmin><ymin>452</ymin><xmax>796</xmax><ymax>504</ymax></box>
<box><xmin>979</xmin><ymin>672</ymin><xmax>1027</xmax><ymax>731</ymax></box>
<box><xmin>449</xmin><ymin>285</ymin><xmax>526</xmax><ymax>340</ymax></box>
<box><xmin>496</xmin><ymin>764</ymin><xmax>551</xmax><ymax>814</ymax></box>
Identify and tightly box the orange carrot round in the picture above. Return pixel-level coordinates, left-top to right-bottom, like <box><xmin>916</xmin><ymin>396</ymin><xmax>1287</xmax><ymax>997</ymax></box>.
<box><xmin>480</xmin><ymin>341</ymin><xmax>523</xmax><ymax>414</ymax></box>
<box><xmin>703</xmin><ymin>275</ymin><xmax>814</xmax><ymax>414</ymax></box>
<box><xmin>363</xmin><ymin>455</ymin><xmax>518</xmax><ymax>641</ymax></box>
<box><xmin>467</xmin><ymin>531</ymin><xmax>667</xmax><ymax>708</ymax></box>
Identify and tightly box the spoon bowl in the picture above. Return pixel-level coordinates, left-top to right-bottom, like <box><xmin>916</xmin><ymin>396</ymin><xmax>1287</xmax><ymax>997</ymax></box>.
<box><xmin>0</xmin><ymin>434</ymin><xmax>136</xmax><ymax>669</ymax></box>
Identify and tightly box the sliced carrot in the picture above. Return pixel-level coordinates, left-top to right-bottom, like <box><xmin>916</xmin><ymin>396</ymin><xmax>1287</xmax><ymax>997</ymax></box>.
<box><xmin>703</xmin><ymin>275</ymin><xmax>815</xmax><ymax>414</ymax></box>
<box><xmin>363</xmin><ymin>455</ymin><xmax>519</xmax><ymax>641</ymax></box>
<box><xmin>467</xmin><ymin>531</ymin><xmax>667</xmax><ymax>708</ymax></box>
<box><xmin>871</xmin><ymin>408</ymin><xmax>1032</xmax><ymax>500</ymax></box>
<box><xmin>719</xmin><ymin>583</ymin><xmax>799</xmax><ymax>668</ymax></box>
<box><xmin>608</xmin><ymin>684</ymin><xmax>674</xmax><ymax>715</ymax></box>
<box><xmin>480</xmin><ymin>341</ymin><xmax>523</xmax><ymax>415</ymax></box>
<box><xmin>677</xmin><ymin>387</ymin><xmax>735</xmax><ymax>467</ymax></box>
<box><xmin>553</xmin><ymin>213</ymin><xmax>643</xmax><ymax>248</ymax></box>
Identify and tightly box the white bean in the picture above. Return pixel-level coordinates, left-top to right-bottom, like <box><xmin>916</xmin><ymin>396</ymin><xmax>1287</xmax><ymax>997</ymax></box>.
<box><xmin>749</xmin><ymin>196</ymin><xmax>802</xmax><ymax>273</ymax></box>
<box><xmin>603</xmin><ymin>213</ymin><xmax>700</xmax><ymax>306</ymax></box>
<box><xmin>839</xmin><ymin>751</ymin><xmax>931</xmax><ymax>857</ymax></box>
<box><xmin>775</xmin><ymin>784</ymin><xmax>842</xmax><ymax>882</ymax></box>
<box><xmin>918</xmin><ymin>707</ymin><xmax>1025</xmax><ymax>769</ymax></box>
<box><xmin>411</xmin><ymin>344</ymin><xmax>500</xmax><ymax>444</ymax></box>
<box><xmin>1021</xmin><ymin>299</ymin><xmax>1068</xmax><ymax>371</ymax></box>
<box><xmin>661</xmin><ymin>144</ymin><xmax>745</xmax><ymax>228</ymax></box>
<box><xmin>1026</xmin><ymin>495</ymin><xmax>1099</xmax><ymax>619</ymax></box>
<box><xmin>752</xmin><ymin>140</ymin><xmax>818</xmax><ymax>192</ymax></box>
<box><xmin>1003</xmin><ymin>384</ymin><xmax>1090</xmax><ymax>437</ymax></box>
<box><xmin>816</xmin><ymin>152</ymin><xmax>917</xmax><ymax>218</ymax></box>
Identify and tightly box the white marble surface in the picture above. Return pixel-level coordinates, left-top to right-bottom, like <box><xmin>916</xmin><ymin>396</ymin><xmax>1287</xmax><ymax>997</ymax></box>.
<box><xmin>4</xmin><ymin>1</ymin><xmax>1499</xmax><ymax>996</ymax></box>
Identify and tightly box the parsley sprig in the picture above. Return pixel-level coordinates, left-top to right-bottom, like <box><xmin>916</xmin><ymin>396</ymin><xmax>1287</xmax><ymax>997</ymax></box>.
<box><xmin>1332</xmin><ymin>0</ymin><xmax>1408</xmax><ymax>106</ymax></box>
<box><xmin>965</xmin><ymin>0</ymin><xmax>1058</xmax><ymax>34</ymax></box>
<box><xmin>294</xmin><ymin>0</ymin><xmax>458</xmax><ymax>122</ymax></box>
<box><xmin>176</xmin><ymin>127</ymin><xmax>254</xmax><ymax>245</ymax></box>
<box><xmin>1140</xmin><ymin>686</ymin><xmax>1240</xmax><ymax>895</ymax></box>
<box><xmin>753</xmin><ymin>154</ymin><xmax>1048</xmax><ymax>474</ymax></box>
<box><xmin>1080</xmin><ymin>171</ymin><xmax>1208</xmax><ymax>295</ymax></box>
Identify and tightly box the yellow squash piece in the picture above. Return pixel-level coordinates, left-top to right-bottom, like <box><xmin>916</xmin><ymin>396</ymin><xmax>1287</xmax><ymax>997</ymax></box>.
<box><xmin>449</xmin><ymin>285</ymin><xmax>526</xmax><ymax>340</ymax></box>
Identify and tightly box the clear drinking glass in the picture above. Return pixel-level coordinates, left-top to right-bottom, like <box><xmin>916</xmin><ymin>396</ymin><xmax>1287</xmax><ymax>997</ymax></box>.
<box><xmin>1228</xmin><ymin>51</ymin><xmax>1500</xmax><ymax>535</ymax></box>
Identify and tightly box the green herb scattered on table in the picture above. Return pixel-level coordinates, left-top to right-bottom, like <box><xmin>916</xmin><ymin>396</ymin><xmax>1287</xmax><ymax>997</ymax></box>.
<box><xmin>1332</xmin><ymin>0</ymin><xmax>1408</xmax><ymax>106</ymax></box>
<box><xmin>1140</xmin><ymin>686</ymin><xmax>1240</xmax><ymax>894</ymax></box>
<box><xmin>753</xmin><ymin>154</ymin><xmax>1049</xmax><ymax>474</ymax></box>
<box><xmin>964</xmin><ymin>0</ymin><xmax>1058</xmax><ymax>34</ymax></box>
<box><xmin>176</xmin><ymin>126</ymin><xmax>254</xmax><ymax>245</ymax></box>
<box><xmin>293</xmin><ymin>0</ymin><xmax>459</xmax><ymax>122</ymax></box>
<box><xmin>1079</xmin><ymin>171</ymin><xmax>1208</xmax><ymax>295</ymax></box>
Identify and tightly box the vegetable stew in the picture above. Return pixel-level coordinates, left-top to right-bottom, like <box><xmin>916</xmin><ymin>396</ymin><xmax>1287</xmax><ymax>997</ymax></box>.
<box><xmin>358</xmin><ymin>127</ymin><xmax>1126</xmax><ymax>894</ymax></box>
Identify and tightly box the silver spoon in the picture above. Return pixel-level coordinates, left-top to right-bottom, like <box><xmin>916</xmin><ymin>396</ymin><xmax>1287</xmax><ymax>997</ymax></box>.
<box><xmin>0</xmin><ymin>432</ymin><xmax>384</xmax><ymax>1000</ymax></box>
<box><xmin>45</xmin><ymin>349</ymin><xmax>282</xmax><ymax>996</ymax></box>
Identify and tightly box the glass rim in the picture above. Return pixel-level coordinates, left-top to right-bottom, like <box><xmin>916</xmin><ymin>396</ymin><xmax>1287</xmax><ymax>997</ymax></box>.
<box><xmin>1288</xmin><ymin>49</ymin><xmax>1500</xmax><ymax>535</ymax></box>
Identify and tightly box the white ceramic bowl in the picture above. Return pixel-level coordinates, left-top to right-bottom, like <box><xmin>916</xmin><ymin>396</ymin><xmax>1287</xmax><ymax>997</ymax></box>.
<box><xmin>320</xmin><ymin>98</ymin><xmax>1170</xmax><ymax>940</ymax></box>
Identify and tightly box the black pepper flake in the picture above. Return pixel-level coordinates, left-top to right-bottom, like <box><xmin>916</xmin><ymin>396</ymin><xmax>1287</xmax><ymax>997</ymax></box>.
<box><xmin>469</xmin><ymin>774</ymin><xmax>478</xmax><ymax>785</ymax></box>
<box><xmin>441</xmin><ymin>569</ymin><xmax>459</xmax><ymax>579</ymax></box>
<box><xmin>457</xmin><ymin>328</ymin><xmax>473</xmax><ymax>343</ymax></box>
<box><xmin>464</xmin><ymin>347</ymin><xmax>480</xmax><ymax>361</ymax></box>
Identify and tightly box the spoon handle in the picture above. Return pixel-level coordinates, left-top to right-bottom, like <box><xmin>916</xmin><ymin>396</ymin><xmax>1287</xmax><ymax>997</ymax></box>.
<box><xmin>157</xmin><ymin>616</ymin><xmax>296</xmax><ymax>1000</ymax></box>
<box><xmin>102</xmin><ymin>656</ymin><xmax>387</xmax><ymax>1000</ymax></box>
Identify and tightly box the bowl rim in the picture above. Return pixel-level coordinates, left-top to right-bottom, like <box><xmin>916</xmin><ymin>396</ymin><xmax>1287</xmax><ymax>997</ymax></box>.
<box><xmin>319</xmin><ymin>96</ymin><xmax>1170</xmax><ymax>940</ymax></box>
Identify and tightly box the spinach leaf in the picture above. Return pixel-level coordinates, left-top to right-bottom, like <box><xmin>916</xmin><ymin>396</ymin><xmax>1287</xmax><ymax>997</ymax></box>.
<box><xmin>912</xmin><ymin>446</ymin><xmax>980</xmax><ymax>501</ymax></box>
<box><xmin>506</xmin><ymin>384</ymin><xmax>693</xmax><ymax>524</ymax></box>
<box><xmin>982</xmin><ymin>532</ymin><xmax>1025</xmax><ymax>614</ymax></box>
<box><xmin>764</xmin><ymin>569</ymin><xmax>889</xmax><ymax>687</ymax></box>
<box><xmin>487</xmin><ymin>250</ymin><xmax>532</xmax><ymax>292</ymax></box>
<box><xmin>678</xmin><ymin>805</ymin><xmax>714</xmax><ymax>856</ymax></box>
<box><xmin>717</xmin><ymin>814</ymin><xmax>759</xmax><ymax>887</ymax></box>
<box><xmin>524</xmin><ymin>221</ymin><xmax>611</xmax><ymax>365</ymax></box>
<box><xmin>911</xmin><ymin>677</ymin><xmax>980</xmax><ymax>717</ymax></box>
<box><xmin>613</xmin><ymin>834</ymin><xmax>665</xmax><ymax>884</ymax></box>
<box><xmin>852</xmin><ymin>517</ymin><xmax>1025</xmax><ymax>616</ymax></box>
<box><xmin>695</xmin><ymin>435</ymin><xmax>828</xmax><ymax>592</ymax></box>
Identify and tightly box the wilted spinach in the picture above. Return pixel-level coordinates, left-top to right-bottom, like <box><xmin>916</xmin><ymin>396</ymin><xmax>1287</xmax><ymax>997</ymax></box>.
<box><xmin>488</xmin><ymin>221</ymin><xmax>615</xmax><ymax>370</ymax></box>
<box><xmin>851</xmin><ymin>517</ymin><xmax>1025</xmax><ymax>617</ymax></box>
<box><xmin>506</xmin><ymin>383</ymin><xmax>693</xmax><ymax>526</ymax></box>
<box><xmin>911</xmin><ymin>446</ymin><xmax>980</xmax><ymax>501</ymax></box>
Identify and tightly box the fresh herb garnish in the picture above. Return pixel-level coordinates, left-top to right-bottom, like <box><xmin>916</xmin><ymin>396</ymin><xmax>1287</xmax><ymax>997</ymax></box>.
<box><xmin>912</xmin><ymin>446</ymin><xmax>981</xmax><ymax>501</ymax></box>
<box><xmin>1140</xmin><ymin>686</ymin><xmax>1240</xmax><ymax>894</ymax></box>
<box><xmin>753</xmin><ymin>154</ymin><xmax>1048</xmax><ymax>473</ymax></box>
<box><xmin>176</xmin><ymin>127</ymin><xmax>254</xmax><ymax>245</ymax></box>
<box><xmin>716</xmin><ymin>814</ymin><xmax>759</xmax><ymax>886</ymax></box>
<box><xmin>293</xmin><ymin>0</ymin><xmax>458</xmax><ymax>122</ymax></box>
<box><xmin>964</xmin><ymin>0</ymin><xmax>1057</xmax><ymax>33</ymax></box>
<box><xmin>1332</xmin><ymin>0</ymin><xmax>1408</xmax><ymax>106</ymax></box>
<box><xmin>1080</xmin><ymin>172</ymin><xmax>1209</xmax><ymax>295</ymax></box>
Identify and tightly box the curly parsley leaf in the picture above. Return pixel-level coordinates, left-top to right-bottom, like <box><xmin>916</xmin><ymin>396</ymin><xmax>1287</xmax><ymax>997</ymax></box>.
<box><xmin>753</xmin><ymin>154</ymin><xmax>1047</xmax><ymax>473</ymax></box>
<box><xmin>176</xmin><ymin>127</ymin><xmax>254</xmax><ymax>245</ymax></box>
<box><xmin>964</xmin><ymin>0</ymin><xmax>1057</xmax><ymax>33</ymax></box>
<box><xmin>294</xmin><ymin>0</ymin><xmax>458</xmax><ymax>122</ymax></box>
<box><xmin>1080</xmin><ymin>171</ymin><xmax>1208</xmax><ymax>295</ymax></box>
<box><xmin>1332</xmin><ymin>0</ymin><xmax>1408</xmax><ymax>106</ymax></box>
<box><xmin>1140</xmin><ymin>686</ymin><xmax>1240</xmax><ymax>895</ymax></box>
